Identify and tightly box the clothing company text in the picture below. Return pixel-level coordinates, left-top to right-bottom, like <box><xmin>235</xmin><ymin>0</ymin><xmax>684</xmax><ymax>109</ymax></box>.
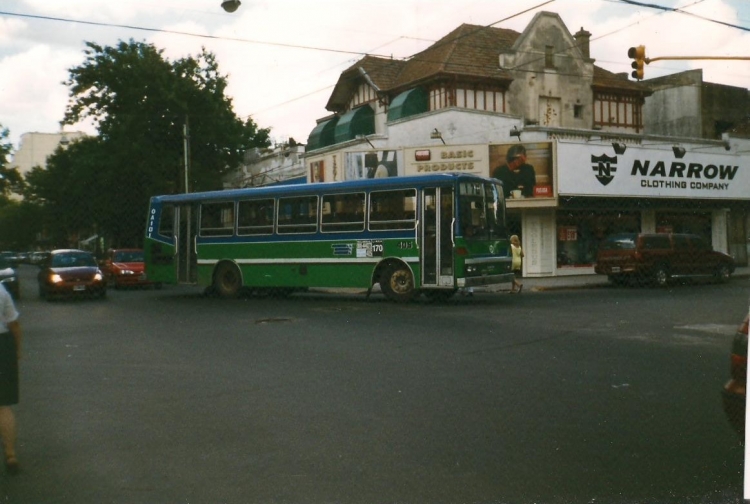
<box><xmin>631</xmin><ymin>160</ymin><xmax>739</xmax><ymax>180</ymax></box>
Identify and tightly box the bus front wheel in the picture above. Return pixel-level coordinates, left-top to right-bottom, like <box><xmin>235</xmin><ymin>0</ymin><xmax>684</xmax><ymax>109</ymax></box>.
<box><xmin>213</xmin><ymin>262</ymin><xmax>243</xmax><ymax>299</ymax></box>
<box><xmin>380</xmin><ymin>264</ymin><xmax>416</xmax><ymax>303</ymax></box>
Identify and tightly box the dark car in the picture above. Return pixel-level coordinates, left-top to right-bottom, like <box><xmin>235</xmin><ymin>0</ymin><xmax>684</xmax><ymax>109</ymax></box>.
<box><xmin>0</xmin><ymin>256</ymin><xmax>19</xmax><ymax>300</ymax></box>
<box><xmin>722</xmin><ymin>314</ymin><xmax>748</xmax><ymax>439</ymax></box>
<box><xmin>38</xmin><ymin>249</ymin><xmax>107</xmax><ymax>300</ymax></box>
<box><xmin>594</xmin><ymin>232</ymin><xmax>735</xmax><ymax>286</ymax></box>
<box><xmin>100</xmin><ymin>248</ymin><xmax>160</xmax><ymax>289</ymax></box>
<box><xmin>0</xmin><ymin>251</ymin><xmax>20</xmax><ymax>268</ymax></box>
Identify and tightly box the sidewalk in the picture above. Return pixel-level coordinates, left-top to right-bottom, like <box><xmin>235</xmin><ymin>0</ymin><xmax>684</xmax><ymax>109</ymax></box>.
<box><xmin>520</xmin><ymin>265</ymin><xmax>750</xmax><ymax>292</ymax></box>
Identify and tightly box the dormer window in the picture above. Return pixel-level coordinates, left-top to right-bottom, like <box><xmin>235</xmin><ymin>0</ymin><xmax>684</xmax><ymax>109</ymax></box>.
<box><xmin>545</xmin><ymin>45</ymin><xmax>555</xmax><ymax>68</ymax></box>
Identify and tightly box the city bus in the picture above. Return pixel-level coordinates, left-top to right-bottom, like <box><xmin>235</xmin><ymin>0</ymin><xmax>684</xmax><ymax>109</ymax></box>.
<box><xmin>144</xmin><ymin>173</ymin><xmax>514</xmax><ymax>302</ymax></box>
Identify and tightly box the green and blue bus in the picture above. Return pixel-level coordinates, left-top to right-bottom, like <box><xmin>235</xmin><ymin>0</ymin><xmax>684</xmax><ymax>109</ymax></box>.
<box><xmin>144</xmin><ymin>173</ymin><xmax>514</xmax><ymax>302</ymax></box>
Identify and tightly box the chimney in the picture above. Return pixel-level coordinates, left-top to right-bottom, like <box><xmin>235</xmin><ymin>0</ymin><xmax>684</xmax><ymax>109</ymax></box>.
<box><xmin>574</xmin><ymin>27</ymin><xmax>592</xmax><ymax>59</ymax></box>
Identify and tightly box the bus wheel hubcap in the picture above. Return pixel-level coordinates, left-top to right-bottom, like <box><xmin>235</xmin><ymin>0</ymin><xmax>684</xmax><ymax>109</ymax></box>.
<box><xmin>391</xmin><ymin>270</ymin><xmax>412</xmax><ymax>293</ymax></box>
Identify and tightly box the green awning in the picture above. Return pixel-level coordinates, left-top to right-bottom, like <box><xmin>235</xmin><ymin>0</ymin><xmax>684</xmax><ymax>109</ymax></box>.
<box><xmin>387</xmin><ymin>87</ymin><xmax>429</xmax><ymax>122</ymax></box>
<box><xmin>306</xmin><ymin>117</ymin><xmax>339</xmax><ymax>152</ymax></box>
<box><xmin>334</xmin><ymin>106</ymin><xmax>375</xmax><ymax>144</ymax></box>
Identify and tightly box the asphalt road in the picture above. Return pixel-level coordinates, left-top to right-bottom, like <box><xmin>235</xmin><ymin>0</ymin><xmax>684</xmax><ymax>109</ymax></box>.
<box><xmin>2</xmin><ymin>265</ymin><xmax>748</xmax><ymax>503</ymax></box>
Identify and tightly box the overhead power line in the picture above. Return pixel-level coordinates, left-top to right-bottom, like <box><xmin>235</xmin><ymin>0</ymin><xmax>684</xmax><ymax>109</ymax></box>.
<box><xmin>615</xmin><ymin>0</ymin><xmax>750</xmax><ymax>32</ymax></box>
<box><xmin>0</xmin><ymin>10</ymin><xmax>392</xmax><ymax>58</ymax></box>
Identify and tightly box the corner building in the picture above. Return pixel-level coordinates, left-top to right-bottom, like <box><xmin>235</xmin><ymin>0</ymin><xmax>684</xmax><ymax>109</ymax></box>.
<box><xmin>304</xmin><ymin>11</ymin><xmax>750</xmax><ymax>276</ymax></box>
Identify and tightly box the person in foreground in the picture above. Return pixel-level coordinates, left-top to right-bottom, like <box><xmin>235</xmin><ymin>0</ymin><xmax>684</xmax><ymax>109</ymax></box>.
<box><xmin>0</xmin><ymin>283</ymin><xmax>21</xmax><ymax>475</ymax></box>
<box><xmin>510</xmin><ymin>234</ymin><xmax>524</xmax><ymax>294</ymax></box>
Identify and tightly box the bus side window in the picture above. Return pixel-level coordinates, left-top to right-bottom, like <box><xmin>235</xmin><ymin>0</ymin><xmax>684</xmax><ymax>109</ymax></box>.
<box><xmin>238</xmin><ymin>199</ymin><xmax>274</xmax><ymax>236</ymax></box>
<box><xmin>159</xmin><ymin>205</ymin><xmax>175</xmax><ymax>237</ymax></box>
<box><xmin>200</xmin><ymin>202</ymin><xmax>235</xmax><ymax>237</ymax></box>
<box><xmin>369</xmin><ymin>189</ymin><xmax>417</xmax><ymax>230</ymax></box>
<box><xmin>321</xmin><ymin>193</ymin><xmax>365</xmax><ymax>232</ymax></box>
<box><xmin>278</xmin><ymin>195</ymin><xmax>318</xmax><ymax>234</ymax></box>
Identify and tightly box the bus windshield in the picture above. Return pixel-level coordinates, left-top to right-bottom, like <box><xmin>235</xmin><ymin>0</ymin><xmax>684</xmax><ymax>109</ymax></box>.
<box><xmin>458</xmin><ymin>181</ymin><xmax>506</xmax><ymax>240</ymax></box>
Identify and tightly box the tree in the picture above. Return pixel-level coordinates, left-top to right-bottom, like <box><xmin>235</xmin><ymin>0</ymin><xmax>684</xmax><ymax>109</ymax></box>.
<box><xmin>0</xmin><ymin>126</ymin><xmax>23</xmax><ymax>199</ymax></box>
<box><xmin>28</xmin><ymin>40</ymin><xmax>271</xmax><ymax>248</ymax></box>
<box><xmin>24</xmin><ymin>137</ymin><xmax>108</xmax><ymax>248</ymax></box>
<box><xmin>0</xmin><ymin>124</ymin><xmax>37</xmax><ymax>250</ymax></box>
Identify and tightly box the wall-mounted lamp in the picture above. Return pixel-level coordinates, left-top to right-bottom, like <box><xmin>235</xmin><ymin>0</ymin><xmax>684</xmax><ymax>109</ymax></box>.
<box><xmin>356</xmin><ymin>134</ymin><xmax>376</xmax><ymax>149</ymax></box>
<box><xmin>221</xmin><ymin>0</ymin><xmax>241</xmax><ymax>12</ymax></box>
<box><xmin>612</xmin><ymin>142</ymin><xmax>627</xmax><ymax>155</ymax></box>
<box><xmin>430</xmin><ymin>128</ymin><xmax>446</xmax><ymax>145</ymax></box>
<box><xmin>672</xmin><ymin>146</ymin><xmax>686</xmax><ymax>158</ymax></box>
<box><xmin>510</xmin><ymin>126</ymin><xmax>522</xmax><ymax>140</ymax></box>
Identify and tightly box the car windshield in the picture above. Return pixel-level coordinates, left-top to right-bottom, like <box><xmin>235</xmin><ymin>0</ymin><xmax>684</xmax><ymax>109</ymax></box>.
<box><xmin>113</xmin><ymin>251</ymin><xmax>144</xmax><ymax>262</ymax></box>
<box><xmin>51</xmin><ymin>252</ymin><xmax>97</xmax><ymax>268</ymax></box>
<box><xmin>600</xmin><ymin>234</ymin><xmax>636</xmax><ymax>250</ymax></box>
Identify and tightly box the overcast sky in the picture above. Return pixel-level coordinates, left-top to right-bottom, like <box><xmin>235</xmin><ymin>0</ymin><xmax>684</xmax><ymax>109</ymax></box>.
<box><xmin>1</xmin><ymin>0</ymin><xmax>749</xmax><ymax>151</ymax></box>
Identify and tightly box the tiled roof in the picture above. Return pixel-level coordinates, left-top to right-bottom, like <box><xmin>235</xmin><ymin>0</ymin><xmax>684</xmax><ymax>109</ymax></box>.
<box><xmin>394</xmin><ymin>24</ymin><xmax>519</xmax><ymax>86</ymax></box>
<box><xmin>326</xmin><ymin>23</ymin><xmax>649</xmax><ymax>111</ymax></box>
<box><xmin>592</xmin><ymin>66</ymin><xmax>650</xmax><ymax>93</ymax></box>
<box><xmin>326</xmin><ymin>55</ymin><xmax>406</xmax><ymax>111</ymax></box>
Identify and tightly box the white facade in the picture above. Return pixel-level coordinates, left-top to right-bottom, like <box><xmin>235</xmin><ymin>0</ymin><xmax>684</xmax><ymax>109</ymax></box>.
<box><xmin>9</xmin><ymin>131</ymin><xmax>87</xmax><ymax>176</ymax></box>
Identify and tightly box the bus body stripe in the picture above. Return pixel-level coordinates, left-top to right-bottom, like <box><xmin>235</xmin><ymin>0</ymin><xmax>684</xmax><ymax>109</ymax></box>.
<box><xmin>197</xmin><ymin>257</ymin><xmax>420</xmax><ymax>265</ymax></box>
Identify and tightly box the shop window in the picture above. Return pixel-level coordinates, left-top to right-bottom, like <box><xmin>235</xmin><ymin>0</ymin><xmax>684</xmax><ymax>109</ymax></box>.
<box><xmin>557</xmin><ymin>210</ymin><xmax>639</xmax><ymax>268</ymax></box>
<box><xmin>655</xmin><ymin>211</ymin><xmax>711</xmax><ymax>240</ymax></box>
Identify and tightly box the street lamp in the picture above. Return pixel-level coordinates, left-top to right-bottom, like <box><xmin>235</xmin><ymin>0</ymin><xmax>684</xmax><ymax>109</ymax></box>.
<box><xmin>221</xmin><ymin>0</ymin><xmax>241</xmax><ymax>12</ymax></box>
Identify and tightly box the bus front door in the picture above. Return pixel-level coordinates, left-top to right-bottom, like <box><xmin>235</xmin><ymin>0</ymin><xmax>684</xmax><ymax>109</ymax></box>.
<box><xmin>421</xmin><ymin>187</ymin><xmax>455</xmax><ymax>288</ymax></box>
<box><xmin>176</xmin><ymin>204</ymin><xmax>199</xmax><ymax>284</ymax></box>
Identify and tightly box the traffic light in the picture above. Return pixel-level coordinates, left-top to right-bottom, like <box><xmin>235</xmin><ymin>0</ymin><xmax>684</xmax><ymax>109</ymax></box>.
<box><xmin>628</xmin><ymin>45</ymin><xmax>647</xmax><ymax>80</ymax></box>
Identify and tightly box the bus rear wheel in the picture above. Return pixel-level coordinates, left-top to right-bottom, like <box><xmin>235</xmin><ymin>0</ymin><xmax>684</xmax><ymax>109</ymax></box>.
<box><xmin>213</xmin><ymin>262</ymin><xmax>242</xmax><ymax>298</ymax></box>
<box><xmin>380</xmin><ymin>264</ymin><xmax>416</xmax><ymax>303</ymax></box>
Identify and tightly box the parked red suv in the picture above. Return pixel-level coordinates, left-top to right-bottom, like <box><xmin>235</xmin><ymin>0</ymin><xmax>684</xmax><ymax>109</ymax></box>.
<box><xmin>595</xmin><ymin>233</ymin><xmax>735</xmax><ymax>286</ymax></box>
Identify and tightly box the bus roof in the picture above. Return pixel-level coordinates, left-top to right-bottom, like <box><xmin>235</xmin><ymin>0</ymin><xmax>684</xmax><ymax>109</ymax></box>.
<box><xmin>150</xmin><ymin>173</ymin><xmax>501</xmax><ymax>204</ymax></box>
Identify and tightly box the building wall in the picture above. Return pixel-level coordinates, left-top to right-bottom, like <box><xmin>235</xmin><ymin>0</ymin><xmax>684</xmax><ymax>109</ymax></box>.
<box><xmin>9</xmin><ymin>131</ymin><xmax>87</xmax><ymax>176</ymax></box>
<box><xmin>701</xmin><ymin>82</ymin><xmax>750</xmax><ymax>139</ymax></box>
<box><xmin>387</xmin><ymin>108</ymin><xmax>521</xmax><ymax>149</ymax></box>
<box><xmin>643</xmin><ymin>84</ymin><xmax>702</xmax><ymax>138</ymax></box>
<box><xmin>503</xmin><ymin>13</ymin><xmax>594</xmax><ymax>129</ymax></box>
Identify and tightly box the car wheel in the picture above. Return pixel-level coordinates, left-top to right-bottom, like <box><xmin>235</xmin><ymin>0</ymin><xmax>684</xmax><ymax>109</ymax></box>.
<box><xmin>380</xmin><ymin>263</ymin><xmax>416</xmax><ymax>303</ymax></box>
<box><xmin>607</xmin><ymin>275</ymin><xmax>626</xmax><ymax>286</ymax></box>
<box><xmin>715</xmin><ymin>265</ymin><xmax>731</xmax><ymax>283</ymax></box>
<box><xmin>653</xmin><ymin>265</ymin><xmax>669</xmax><ymax>287</ymax></box>
<box><xmin>213</xmin><ymin>262</ymin><xmax>243</xmax><ymax>299</ymax></box>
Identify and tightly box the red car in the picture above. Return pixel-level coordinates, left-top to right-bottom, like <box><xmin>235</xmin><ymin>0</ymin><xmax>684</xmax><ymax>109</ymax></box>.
<box><xmin>722</xmin><ymin>314</ymin><xmax>749</xmax><ymax>440</ymax></box>
<box><xmin>101</xmin><ymin>248</ymin><xmax>160</xmax><ymax>289</ymax></box>
<box><xmin>38</xmin><ymin>249</ymin><xmax>107</xmax><ymax>300</ymax></box>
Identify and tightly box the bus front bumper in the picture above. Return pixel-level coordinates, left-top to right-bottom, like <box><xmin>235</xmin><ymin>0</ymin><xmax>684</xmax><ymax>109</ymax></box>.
<box><xmin>458</xmin><ymin>273</ymin><xmax>515</xmax><ymax>288</ymax></box>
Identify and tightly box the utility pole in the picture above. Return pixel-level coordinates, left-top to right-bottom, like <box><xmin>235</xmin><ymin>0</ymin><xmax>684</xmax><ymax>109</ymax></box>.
<box><xmin>183</xmin><ymin>115</ymin><xmax>190</xmax><ymax>193</ymax></box>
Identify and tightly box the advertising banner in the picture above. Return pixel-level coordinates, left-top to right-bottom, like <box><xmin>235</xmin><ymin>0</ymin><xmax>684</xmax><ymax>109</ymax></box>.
<box><xmin>404</xmin><ymin>144</ymin><xmax>488</xmax><ymax>177</ymax></box>
<box><xmin>345</xmin><ymin>150</ymin><xmax>400</xmax><ymax>180</ymax></box>
<box><xmin>557</xmin><ymin>142</ymin><xmax>749</xmax><ymax>199</ymax></box>
<box><xmin>488</xmin><ymin>142</ymin><xmax>555</xmax><ymax>201</ymax></box>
